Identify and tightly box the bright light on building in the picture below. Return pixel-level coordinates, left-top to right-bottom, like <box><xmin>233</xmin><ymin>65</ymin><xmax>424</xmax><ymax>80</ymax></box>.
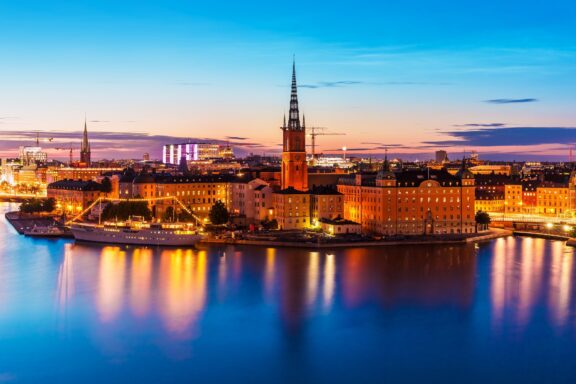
<box><xmin>563</xmin><ymin>225</ymin><xmax>572</xmax><ymax>232</ymax></box>
<box><xmin>546</xmin><ymin>222</ymin><xmax>553</xmax><ymax>229</ymax></box>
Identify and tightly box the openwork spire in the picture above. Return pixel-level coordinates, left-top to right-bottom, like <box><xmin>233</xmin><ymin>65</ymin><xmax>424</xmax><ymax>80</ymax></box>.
<box><xmin>287</xmin><ymin>58</ymin><xmax>302</xmax><ymax>131</ymax></box>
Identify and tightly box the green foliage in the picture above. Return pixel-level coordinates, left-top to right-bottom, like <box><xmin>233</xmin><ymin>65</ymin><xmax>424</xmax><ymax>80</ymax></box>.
<box><xmin>19</xmin><ymin>198</ymin><xmax>56</xmax><ymax>213</ymax></box>
<box><xmin>101</xmin><ymin>201</ymin><xmax>152</xmax><ymax>221</ymax></box>
<box><xmin>209</xmin><ymin>200</ymin><xmax>229</xmax><ymax>225</ymax></box>
<box><xmin>100</xmin><ymin>177</ymin><xmax>112</xmax><ymax>193</ymax></box>
<box><xmin>475</xmin><ymin>211</ymin><xmax>491</xmax><ymax>225</ymax></box>
<box><xmin>261</xmin><ymin>218</ymin><xmax>278</xmax><ymax>230</ymax></box>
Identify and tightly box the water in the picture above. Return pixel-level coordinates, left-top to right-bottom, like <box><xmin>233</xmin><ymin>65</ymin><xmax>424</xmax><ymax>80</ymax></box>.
<box><xmin>1</xmin><ymin>202</ymin><xmax>575</xmax><ymax>383</ymax></box>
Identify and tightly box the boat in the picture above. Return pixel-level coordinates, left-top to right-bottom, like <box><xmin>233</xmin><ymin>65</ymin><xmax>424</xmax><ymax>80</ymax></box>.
<box><xmin>70</xmin><ymin>218</ymin><xmax>204</xmax><ymax>246</ymax></box>
<box><xmin>24</xmin><ymin>225</ymin><xmax>70</xmax><ymax>238</ymax></box>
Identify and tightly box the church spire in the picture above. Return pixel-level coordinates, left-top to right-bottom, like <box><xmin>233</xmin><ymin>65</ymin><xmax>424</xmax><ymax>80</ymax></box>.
<box><xmin>80</xmin><ymin>115</ymin><xmax>91</xmax><ymax>165</ymax></box>
<box><xmin>82</xmin><ymin>115</ymin><xmax>90</xmax><ymax>152</ymax></box>
<box><xmin>287</xmin><ymin>58</ymin><xmax>301</xmax><ymax>131</ymax></box>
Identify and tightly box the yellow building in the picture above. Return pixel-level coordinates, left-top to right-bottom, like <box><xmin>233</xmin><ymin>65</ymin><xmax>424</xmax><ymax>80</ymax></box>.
<box><xmin>504</xmin><ymin>184</ymin><xmax>523</xmax><ymax>214</ymax></box>
<box><xmin>536</xmin><ymin>185</ymin><xmax>571</xmax><ymax>216</ymax></box>
<box><xmin>272</xmin><ymin>188</ymin><xmax>310</xmax><ymax>230</ymax></box>
<box><xmin>47</xmin><ymin>180</ymin><xmax>102</xmax><ymax>214</ymax></box>
<box><xmin>310</xmin><ymin>186</ymin><xmax>344</xmax><ymax>225</ymax></box>
<box><xmin>475</xmin><ymin>192</ymin><xmax>504</xmax><ymax>213</ymax></box>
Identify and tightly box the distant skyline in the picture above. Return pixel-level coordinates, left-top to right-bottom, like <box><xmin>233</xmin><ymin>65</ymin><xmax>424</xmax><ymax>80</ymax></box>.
<box><xmin>1</xmin><ymin>0</ymin><xmax>575</xmax><ymax>161</ymax></box>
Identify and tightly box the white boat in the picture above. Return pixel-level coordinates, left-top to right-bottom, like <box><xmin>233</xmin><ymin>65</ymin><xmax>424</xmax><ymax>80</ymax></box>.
<box><xmin>24</xmin><ymin>225</ymin><xmax>69</xmax><ymax>238</ymax></box>
<box><xmin>70</xmin><ymin>219</ymin><xmax>204</xmax><ymax>246</ymax></box>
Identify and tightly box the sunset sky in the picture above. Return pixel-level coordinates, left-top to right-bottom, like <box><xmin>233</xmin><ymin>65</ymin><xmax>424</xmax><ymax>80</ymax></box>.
<box><xmin>1</xmin><ymin>0</ymin><xmax>575</xmax><ymax>161</ymax></box>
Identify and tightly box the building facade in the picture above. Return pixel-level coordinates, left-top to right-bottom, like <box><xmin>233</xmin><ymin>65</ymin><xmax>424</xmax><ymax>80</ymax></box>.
<box><xmin>337</xmin><ymin>162</ymin><xmax>476</xmax><ymax>236</ymax></box>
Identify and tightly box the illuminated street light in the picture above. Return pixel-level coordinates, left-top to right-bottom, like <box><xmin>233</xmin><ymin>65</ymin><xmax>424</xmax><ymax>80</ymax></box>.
<box><xmin>546</xmin><ymin>222</ymin><xmax>553</xmax><ymax>229</ymax></box>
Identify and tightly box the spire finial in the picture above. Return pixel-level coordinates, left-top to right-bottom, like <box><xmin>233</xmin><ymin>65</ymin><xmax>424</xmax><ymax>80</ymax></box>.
<box><xmin>287</xmin><ymin>57</ymin><xmax>301</xmax><ymax>131</ymax></box>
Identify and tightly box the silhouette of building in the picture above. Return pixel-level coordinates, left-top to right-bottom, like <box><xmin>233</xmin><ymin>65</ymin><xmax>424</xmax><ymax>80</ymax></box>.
<box><xmin>80</xmin><ymin>118</ymin><xmax>91</xmax><ymax>165</ymax></box>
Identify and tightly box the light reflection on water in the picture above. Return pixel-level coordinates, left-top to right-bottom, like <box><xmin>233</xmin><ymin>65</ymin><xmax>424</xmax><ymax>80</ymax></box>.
<box><xmin>1</xmin><ymin>203</ymin><xmax>576</xmax><ymax>382</ymax></box>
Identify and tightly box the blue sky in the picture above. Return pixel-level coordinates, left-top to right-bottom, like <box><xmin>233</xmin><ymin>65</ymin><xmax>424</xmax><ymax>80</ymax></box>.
<box><xmin>1</xmin><ymin>0</ymin><xmax>575</xmax><ymax>160</ymax></box>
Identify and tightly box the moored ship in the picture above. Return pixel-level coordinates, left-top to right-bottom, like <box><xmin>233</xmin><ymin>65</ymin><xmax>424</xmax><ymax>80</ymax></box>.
<box><xmin>70</xmin><ymin>219</ymin><xmax>203</xmax><ymax>246</ymax></box>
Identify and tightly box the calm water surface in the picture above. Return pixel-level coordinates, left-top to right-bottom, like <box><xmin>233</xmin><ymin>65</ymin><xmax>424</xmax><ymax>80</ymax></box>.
<box><xmin>1</xmin><ymin>202</ymin><xmax>575</xmax><ymax>383</ymax></box>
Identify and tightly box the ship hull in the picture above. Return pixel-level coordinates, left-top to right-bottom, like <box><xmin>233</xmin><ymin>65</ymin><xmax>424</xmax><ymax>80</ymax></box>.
<box><xmin>71</xmin><ymin>224</ymin><xmax>203</xmax><ymax>246</ymax></box>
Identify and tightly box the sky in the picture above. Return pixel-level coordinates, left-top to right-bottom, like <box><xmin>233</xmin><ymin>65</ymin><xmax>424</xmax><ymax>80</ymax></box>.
<box><xmin>0</xmin><ymin>0</ymin><xmax>575</xmax><ymax>161</ymax></box>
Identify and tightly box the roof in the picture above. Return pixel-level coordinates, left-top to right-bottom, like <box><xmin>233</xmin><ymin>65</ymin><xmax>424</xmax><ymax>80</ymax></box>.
<box><xmin>319</xmin><ymin>217</ymin><xmax>360</xmax><ymax>226</ymax></box>
<box><xmin>273</xmin><ymin>187</ymin><xmax>309</xmax><ymax>195</ymax></box>
<box><xmin>310</xmin><ymin>185</ymin><xmax>342</xmax><ymax>195</ymax></box>
<box><xmin>48</xmin><ymin>180</ymin><xmax>102</xmax><ymax>191</ymax></box>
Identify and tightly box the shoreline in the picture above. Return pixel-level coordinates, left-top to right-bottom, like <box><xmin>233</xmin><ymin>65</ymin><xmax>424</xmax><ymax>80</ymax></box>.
<box><xmin>199</xmin><ymin>229</ymin><xmax>512</xmax><ymax>249</ymax></box>
<box><xmin>8</xmin><ymin>208</ymin><xmax>575</xmax><ymax>248</ymax></box>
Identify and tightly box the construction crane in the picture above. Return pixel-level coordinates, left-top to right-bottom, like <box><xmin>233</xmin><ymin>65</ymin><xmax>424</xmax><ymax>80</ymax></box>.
<box><xmin>55</xmin><ymin>146</ymin><xmax>78</xmax><ymax>166</ymax></box>
<box><xmin>307</xmin><ymin>127</ymin><xmax>345</xmax><ymax>166</ymax></box>
<box><xmin>33</xmin><ymin>131</ymin><xmax>54</xmax><ymax>146</ymax></box>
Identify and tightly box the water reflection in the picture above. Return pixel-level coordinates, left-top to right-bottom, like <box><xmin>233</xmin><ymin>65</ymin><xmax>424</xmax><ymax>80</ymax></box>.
<box><xmin>130</xmin><ymin>248</ymin><xmax>152</xmax><ymax>318</ymax></box>
<box><xmin>97</xmin><ymin>247</ymin><xmax>126</xmax><ymax>323</ymax></box>
<box><xmin>491</xmin><ymin>237</ymin><xmax>576</xmax><ymax>332</ymax></box>
<box><xmin>342</xmin><ymin>245</ymin><xmax>477</xmax><ymax>310</ymax></box>
<box><xmin>159</xmin><ymin>249</ymin><xmax>207</xmax><ymax>337</ymax></box>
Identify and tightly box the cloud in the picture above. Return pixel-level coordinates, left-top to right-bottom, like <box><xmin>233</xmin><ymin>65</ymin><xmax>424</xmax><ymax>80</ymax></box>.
<box><xmin>453</xmin><ymin>123</ymin><xmax>507</xmax><ymax>127</ymax></box>
<box><xmin>423</xmin><ymin>127</ymin><xmax>576</xmax><ymax>147</ymax></box>
<box><xmin>0</xmin><ymin>130</ymin><xmax>272</xmax><ymax>159</ymax></box>
<box><xmin>89</xmin><ymin>120</ymin><xmax>110</xmax><ymax>123</ymax></box>
<box><xmin>225</xmin><ymin>136</ymin><xmax>249</xmax><ymax>140</ymax></box>
<box><xmin>484</xmin><ymin>98</ymin><xmax>538</xmax><ymax>104</ymax></box>
<box><xmin>298</xmin><ymin>80</ymin><xmax>449</xmax><ymax>89</ymax></box>
<box><xmin>299</xmin><ymin>80</ymin><xmax>363</xmax><ymax>89</ymax></box>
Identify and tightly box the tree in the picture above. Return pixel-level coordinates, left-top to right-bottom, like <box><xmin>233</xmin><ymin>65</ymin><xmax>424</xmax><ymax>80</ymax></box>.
<box><xmin>209</xmin><ymin>200</ymin><xmax>229</xmax><ymax>225</ymax></box>
<box><xmin>101</xmin><ymin>201</ymin><xmax>152</xmax><ymax>221</ymax></box>
<box><xmin>475</xmin><ymin>211</ymin><xmax>491</xmax><ymax>232</ymax></box>
<box><xmin>42</xmin><ymin>198</ymin><xmax>56</xmax><ymax>212</ymax></box>
<box><xmin>19</xmin><ymin>198</ymin><xmax>56</xmax><ymax>214</ymax></box>
<box><xmin>162</xmin><ymin>206</ymin><xmax>176</xmax><ymax>222</ymax></box>
<box><xmin>100</xmin><ymin>177</ymin><xmax>112</xmax><ymax>194</ymax></box>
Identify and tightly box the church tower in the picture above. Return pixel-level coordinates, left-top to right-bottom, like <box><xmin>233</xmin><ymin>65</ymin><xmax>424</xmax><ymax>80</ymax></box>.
<box><xmin>80</xmin><ymin>117</ymin><xmax>91</xmax><ymax>165</ymax></box>
<box><xmin>281</xmin><ymin>60</ymin><xmax>308</xmax><ymax>191</ymax></box>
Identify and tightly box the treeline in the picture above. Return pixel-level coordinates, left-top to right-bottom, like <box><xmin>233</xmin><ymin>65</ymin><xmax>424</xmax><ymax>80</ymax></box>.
<box><xmin>19</xmin><ymin>198</ymin><xmax>56</xmax><ymax>213</ymax></box>
<box><xmin>101</xmin><ymin>201</ymin><xmax>152</xmax><ymax>221</ymax></box>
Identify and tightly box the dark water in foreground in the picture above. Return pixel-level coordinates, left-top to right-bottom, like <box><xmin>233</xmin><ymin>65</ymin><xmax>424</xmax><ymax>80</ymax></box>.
<box><xmin>1</xmin><ymin>203</ymin><xmax>576</xmax><ymax>383</ymax></box>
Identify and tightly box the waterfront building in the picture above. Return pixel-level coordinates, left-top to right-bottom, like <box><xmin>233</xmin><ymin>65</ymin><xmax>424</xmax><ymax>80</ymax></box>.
<box><xmin>337</xmin><ymin>160</ymin><xmax>476</xmax><ymax>235</ymax></box>
<box><xmin>231</xmin><ymin>178</ymin><xmax>274</xmax><ymax>224</ymax></box>
<box><xmin>272</xmin><ymin>60</ymin><xmax>312</xmax><ymax>230</ymax></box>
<box><xmin>536</xmin><ymin>182</ymin><xmax>571</xmax><ymax>216</ymax></box>
<box><xmin>310</xmin><ymin>185</ymin><xmax>344</xmax><ymax>225</ymax></box>
<box><xmin>272</xmin><ymin>187</ymin><xmax>310</xmax><ymax>230</ymax></box>
<box><xmin>47</xmin><ymin>180</ymin><xmax>102</xmax><ymax>213</ymax></box>
<box><xmin>319</xmin><ymin>217</ymin><xmax>362</xmax><ymax>235</ymax></box>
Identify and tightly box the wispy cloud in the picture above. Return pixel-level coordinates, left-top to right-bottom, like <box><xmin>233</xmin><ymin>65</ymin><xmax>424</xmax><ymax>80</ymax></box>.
<box><xmin>0</xmin><ymin>130</ymin><xmax>271</xmax><ymax>159</ymax></box>
<box><xmin>299</xmin><ymin>81</ymin><xmax>363</xmax><ymax>89</ymax></box>
<box><xmin>423</xmin><ymin>127</ymin><xmax>576</xmax><ymax>147</ymax></box>
<box><xmin>225</xmin><ymin>136</ymin><xmax>249</xmax><ymax>140</ymax></box>
<box><xmin>453</xmin><ymin>123</ymin><xmax>507</xmax><ymax>127</ymax></box>
<box><xmin>484</xmin><ymin>98</ymin><xmax>538</xmax><ymax>104</ymax></box>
